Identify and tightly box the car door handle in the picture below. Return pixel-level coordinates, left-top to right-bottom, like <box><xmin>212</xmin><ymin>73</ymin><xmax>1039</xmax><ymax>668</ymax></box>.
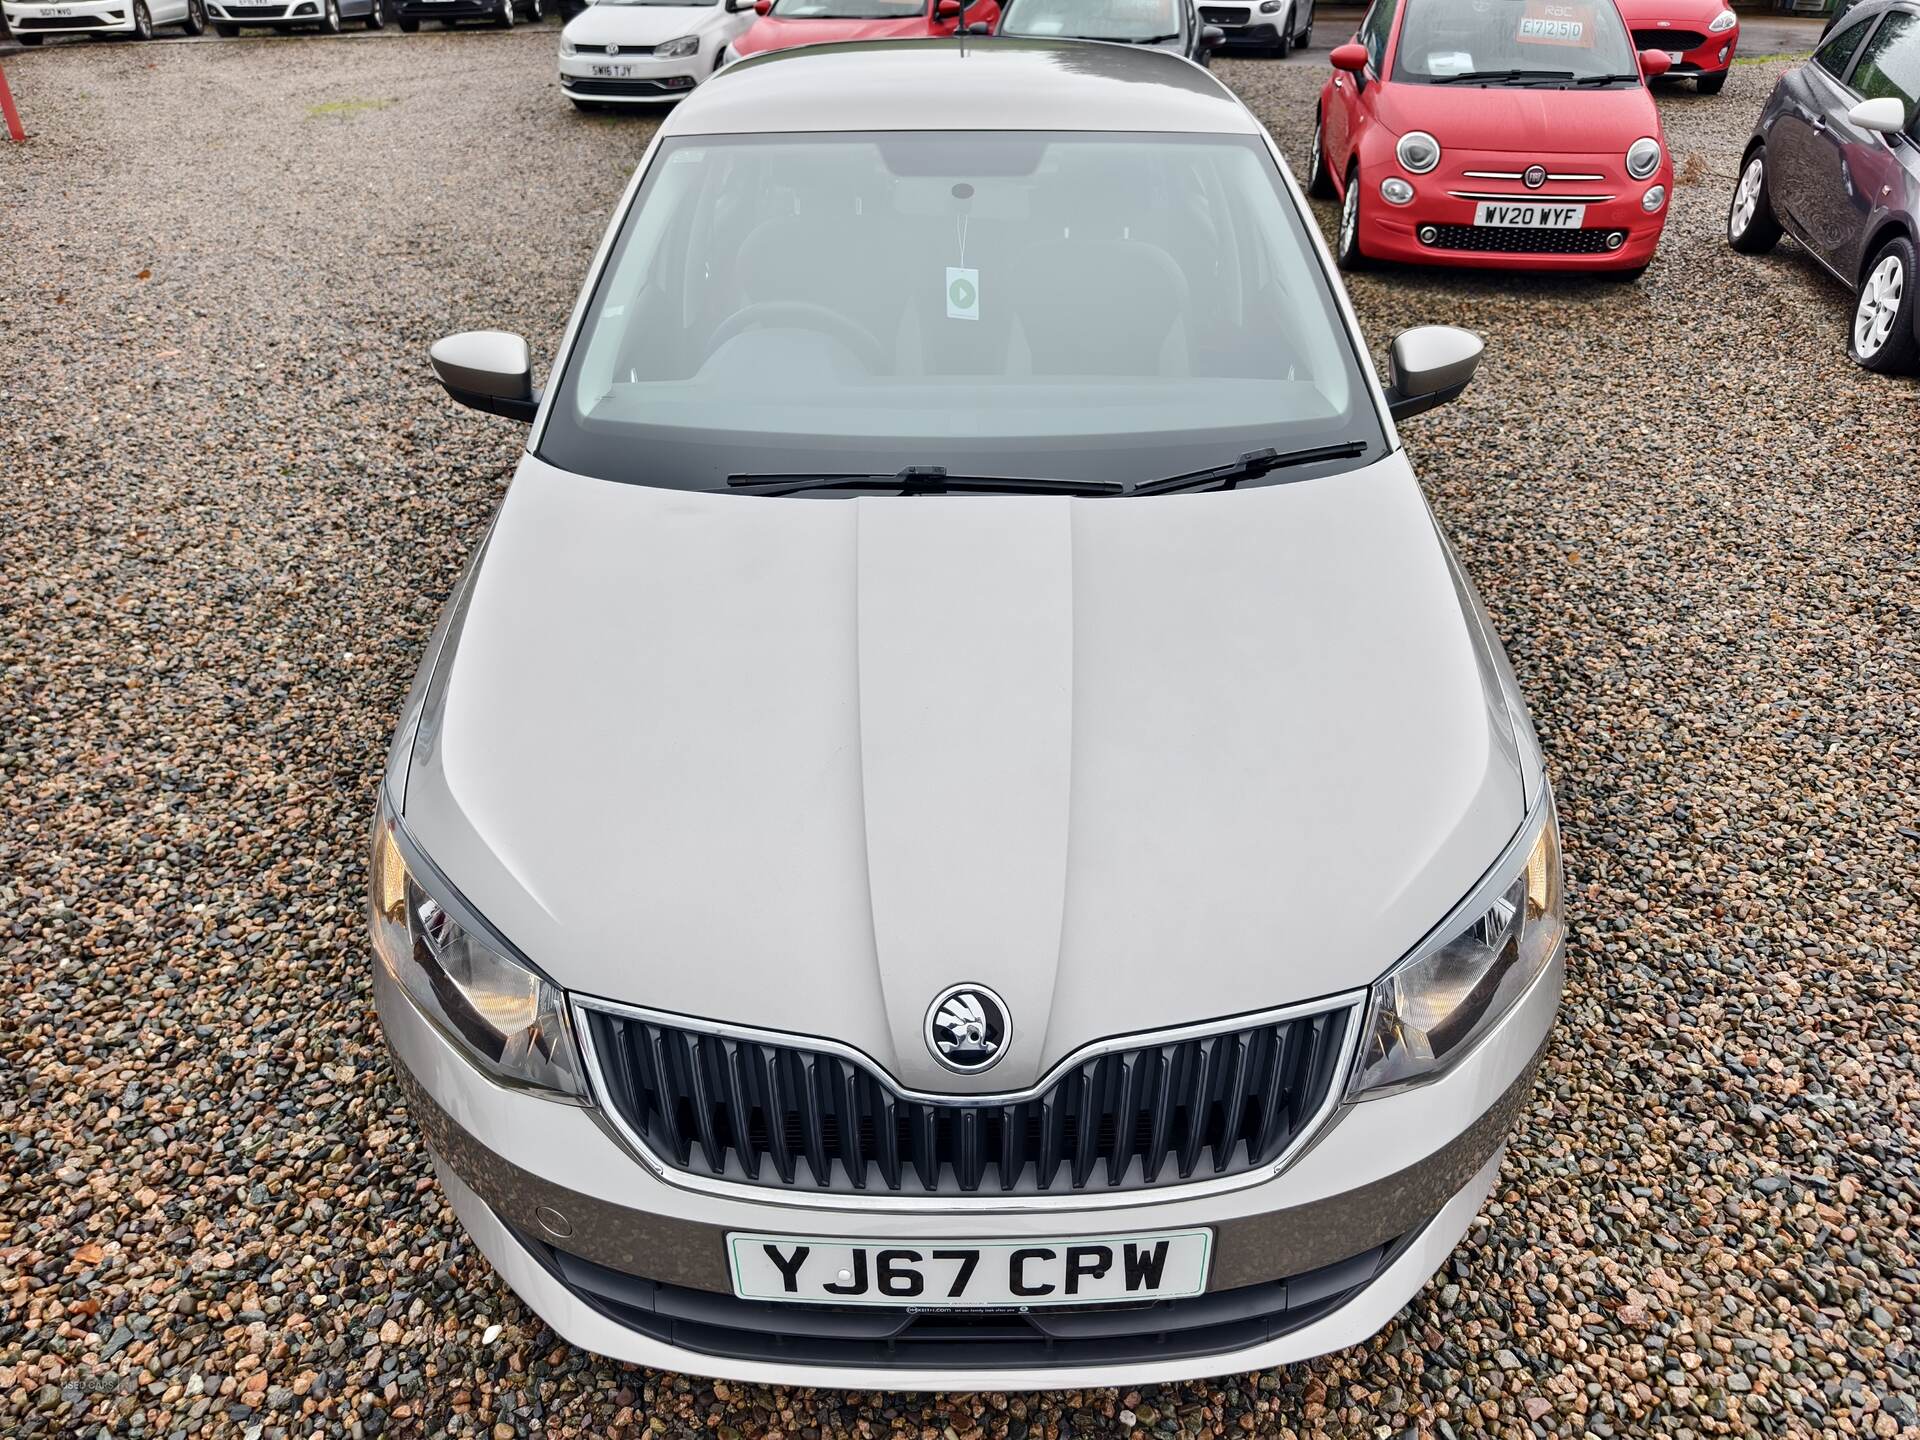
<box><xmin>1811</xmin><ymin>114</ymin><xmax>1828</xmax><ymax>130</ymax></box>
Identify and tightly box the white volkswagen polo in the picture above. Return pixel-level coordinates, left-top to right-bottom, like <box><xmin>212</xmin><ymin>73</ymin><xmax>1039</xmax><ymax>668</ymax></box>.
<box><xmin>374</xmin><ymin>38</ymin><xmax>1565</xmax><ymax>1389</ymax></box>
<box><xmin>557</xmin><ymin>0</ymin><xmax>757</xmax><ymax>109</ymax></box>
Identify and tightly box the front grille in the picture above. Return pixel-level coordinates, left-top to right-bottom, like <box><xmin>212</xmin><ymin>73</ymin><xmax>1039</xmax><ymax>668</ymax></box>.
<box><xmin>563</xmin><ymin>77</ymin><xmax>691</xmax><ymax>96</ymax></box>
<box><xmin>517</xmin><ymin>1223</ymin><xmax>1408</xmax><ymax>1369</ymax></box>
<box><xmin>579</xmin><ymin>1003</ymin><xmax>1354</xmax><ymax>1196</ymax></box>
<box><xmin>1632</xmin><ymin>26</ymin><xmax>1707</xmax><ymax>48</ymax></box>
<box><xmin>221</xmin><ymin>5</ymin><xmax>288</xmax><ymax>14</ymax></box>
<box><xmin>595</xmin><ymin>41</ymin><xmax>653</xmax><ymax>53</ymax></box>
<box><xmin>1425</xmin><ymin>224</ymin><xmax>1623</xmax><ymax>255</ymax></box>
<box><xmin>1199</xmin><ymin>5</ymin><xmax>1248</xmax><ymax>21</ymax></box>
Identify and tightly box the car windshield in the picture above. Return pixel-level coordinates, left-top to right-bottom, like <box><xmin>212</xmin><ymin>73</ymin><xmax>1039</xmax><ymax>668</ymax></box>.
<box><xmin>1392</xmin><ymin>0</ymin><xmax>1639</xmax><ymax>83</ymax></box>
<box><xmin>768</xmin><ymin>0</ymin><xmax>923</xmax><ymax>16</ymax></box>
<box><xmin>539</xmin><ymin>131</ymin><xmax>1383</xmax><ymax>494</ymax></box>
<box><xmin>1000</xmin><ymin>0</ymin><xmax>1180</xmax><ymax>42</ymax></box>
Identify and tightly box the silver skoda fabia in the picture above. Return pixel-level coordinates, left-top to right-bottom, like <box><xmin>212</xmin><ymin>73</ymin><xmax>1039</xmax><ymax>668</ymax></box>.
<box><xmin>372</xmin><ymin>37</ymin><xmax>1565</xmax><ymax>1389</ymax></box>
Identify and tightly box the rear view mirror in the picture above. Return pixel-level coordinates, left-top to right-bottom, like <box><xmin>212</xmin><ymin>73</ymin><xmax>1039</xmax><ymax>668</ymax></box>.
<box><xmin>1382</xmin><ymin>325</ymin><xmax>1483</xmax><ymax>421</ymax></box>
<box><xmin>1330</xmin><ymin>42</ymin><xmax>1367</xmax><ymax>72</ymax></box>
<box><xmin>1850</xmin><ymin>95</ymin><xmax>1908</xmax><ymax>134</ymax></box>
<box><xmin>1638</xmin><ymin>48</ymin><xmax>1671</xmax><ymax>77</ymax></box>
<box><xmin>430</xmin><ymin>331</ymin><xmax>540</xmax><ymax>423</ymax></box>
<box><xmin>1200</xmin><ymin>22</ymin><xmax>1224</xmax><ymax>47</ymax></box>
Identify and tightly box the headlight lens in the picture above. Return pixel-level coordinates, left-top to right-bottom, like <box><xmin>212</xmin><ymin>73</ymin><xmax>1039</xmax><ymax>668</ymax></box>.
<box><xmin>1708</xmin><ymin>8</ymin><xmax>1736</xmax><ymax>31</ymax></box>
<box><xmin>370</xmin><ymin>809</ymin><xmax>586</xmax><ymax>1100</ymax></box>
<box><xmin>1396</xmin><ymin>130</ymin><xmax>1441</xmax><ymax>175</ymax></box>
<box><xmin>655</xmin><ymin>32</ymin><xmax>698</xmax><ymax>56</ymax></box>
<box><xmin>1380</xmin><ymin>176</ymin><xmax>1415</xmax><ymax>205</ymax></box>
<box><xmin>1348</xmin><ymin>802</ymin><xmax>1564</xmax><ymax>1099</ymax></box>
<box><xmin>1626</xmin><ymin>137</ymin><xmax>1662</xmax><ymax>181</ymax></box>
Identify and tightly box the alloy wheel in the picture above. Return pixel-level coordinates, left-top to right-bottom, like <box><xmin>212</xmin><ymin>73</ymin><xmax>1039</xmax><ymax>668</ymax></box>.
<box><xmin>134</xmin><ymin>0</ymin><xmax>153</xmax><ymax>35</ymax></box>
<box><xmin>1730</xmin><ymin>156</ymin><xmax>1764</xmax><ymax>241</ymax></box>
<box><xmin>1311</xmin><ymin>120</ymin><xmax>1323</xmax><ymax>183</ymax></box>
<box><xmin>1855</xmin><ymin>254</ymin><xmax>1905</xmax><ymax>359</ymax></box>
<box><xmin>1340</xmin><ymin>176</ymin><xmax>1358</xmax><ymax>257</ymax></box>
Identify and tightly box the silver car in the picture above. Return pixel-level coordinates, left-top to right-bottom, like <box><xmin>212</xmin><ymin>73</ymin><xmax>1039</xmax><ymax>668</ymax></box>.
<box><xmin>371</xmin><ymin>37</ymin><xmax>1565</xmax><ymax>1389</ymax></box>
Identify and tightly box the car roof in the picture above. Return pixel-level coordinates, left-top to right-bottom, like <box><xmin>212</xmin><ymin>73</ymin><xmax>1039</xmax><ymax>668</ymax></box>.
<box><xmin>659</xmin><ymin>38</ymin><xmax>1260</xmax><ymax>137</ymax></box>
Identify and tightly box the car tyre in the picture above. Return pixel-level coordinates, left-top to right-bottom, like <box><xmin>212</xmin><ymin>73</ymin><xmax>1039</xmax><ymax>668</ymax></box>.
<box><xmin>19</xmin><ymin>31</ymin><xmax>44</xmax><ymax>41</ymax></box>
<box><xmin>494</xmin><ymin>0</ymin><xmax>512</xmax><ymax>26</ymax></box>
<box><xmin>131</xmin><ymin>0</ymin><xmax>154</xmax><ymax>37</ymax></box>
<box><xmin>1696</xmin><ymin>71</ymin><xmax>1727</xmax><ymax>95</ymax></box>
<box><xmin>319</xmin><ymin>0</ymin><xmax>341</xmax><ymax>30</ymax></box>
<box><xmin>1336</xmin><ymin>166</ymin><xmax>1367</xmax><ymax>270</ymax></box>
<box><xmin>182</xmin><ymin>0</ymin><xmax>206</xmax><ymax>32</ymax></box>
<box><xmin>1727</xmin><ymin>147</ymin><xmax>1782</xmax><ymax>255</ymax></box>
<box><xmin>1307</xmin><ymin>110</ymin><xmax>1336</xmax><ymax>199</ymax></box>
<box><xmin>526</xmin><ymin>0</ymin><xmax>542</xmax><ymax>19</ymax></box>
<box><xmin>365</xmin><ymin>0</ymin><xmax>385</xmax><ymax>27</ymax></box>
<box><xmin>1849</xmin><ymin>235</ymin><xmax>1919</xmax><ymax>374</ymax></box>
<box><xmin>1274</xmin><ymin>4</ymin><xmax>1291</xmax><ymax>57</ymax></box>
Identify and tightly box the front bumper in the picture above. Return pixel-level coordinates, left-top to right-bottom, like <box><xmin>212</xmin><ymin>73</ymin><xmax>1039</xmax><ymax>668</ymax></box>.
<box><xmin>2</xmin><ymin>0</ymin><xmax>136</xmax><ymax>33</ymax></box>
<box><xmin>1631</xmin><ymin>24</ymin><xmax>1737</xmax><ymax>76</ymax></box>
<box><xmin>1197</xmin><ymin>2</ymin><xmax>1279</xmax><ymax>43</ymax></box>
<box><xmin>1351</xmin><ymin>152</ymin><xmax>1671</xmax><ymax>271</ymax></box>
<box><xmin>377</xmin><ymin>939</ymin><xmax>1562</xmax><ymax>1386</ymax></box>
<box><xmin>392</xmin><ymin>0</ymin><xmax>493</xmax><ymax>16</ymax></box>
<box><xmin>206</xmin><ymin>0</ymin><xmax>325</xmax><ymax>22</ymax></box>
<box><xmin>559</xmin><ymin>53</ymin><xmax>701</xmax><ymax>102</ymax></box>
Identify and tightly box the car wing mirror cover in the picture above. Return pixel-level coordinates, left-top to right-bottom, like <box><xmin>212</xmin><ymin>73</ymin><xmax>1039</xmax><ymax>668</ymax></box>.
<box><xmin>429</xmin><ymin>331</ymin><xmax>541</xmax><ymax>423</ymax></box>
<box><xmin>1638</xmin><ymin>47</ymin><xmax>1672</xmax><ymax>78</ymax></box>
<box><xmin>1330</xmin><ymin>41</ymin><xmax>1368</xmax><ymax>72</ymax></box>
<box><xmin>1849</xmin><ymin>95</ymin><xmax>1908</xmax><ymax>134</ymax></box>
<box><xmin>1383</xmin><ymin>324</ymin><xmax>1483</xmax><ymax>422</ymax></box>
<box><xmin>1200</xmin><ymin>22</ymin><xmax>1224</xmax><ymax>47</ymax></box>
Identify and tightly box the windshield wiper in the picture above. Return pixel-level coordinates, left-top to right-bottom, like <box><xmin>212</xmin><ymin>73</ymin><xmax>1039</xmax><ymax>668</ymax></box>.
<box><xmin>1572</xmin><ymin>72</ymin><xmax>1644</xmax><ymax>85</ymax></box>
<box><xmin>1129</xmin><ymin>442</ymin><xmax>1369</xmax><ymax>496</ymax></box>
<box><xmin>1430</xmin><ymin>68</ymin><xmax>1576</xmax><ymax>85</ymax></box>
<box><xmin>725</xmin><ymin>466</ymin><xmax>1126</xmax><ymax>497</ymax></box>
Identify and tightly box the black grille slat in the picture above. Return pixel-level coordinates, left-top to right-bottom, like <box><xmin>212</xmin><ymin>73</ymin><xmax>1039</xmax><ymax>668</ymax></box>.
<box><xmin>1424</xmin><ymin>224</ymin><xmax>1625</xmax><ymax>255</ymax></box>
<box><xmin>1632</xmin><ymin>25</ymin><xmax>1706</xmax><ymax>48</ymax></box>
<box><xmin>588</xmin><ymin>1007</ymin><xmax>1349</xmax><ymax>1196</ymax></box>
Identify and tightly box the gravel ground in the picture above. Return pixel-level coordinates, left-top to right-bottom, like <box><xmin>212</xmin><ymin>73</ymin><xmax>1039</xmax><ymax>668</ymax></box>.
<box><xmin>5</xmin><ymin>30</ymin><xmax>1920</xmax><ymax>1440</ymax></box>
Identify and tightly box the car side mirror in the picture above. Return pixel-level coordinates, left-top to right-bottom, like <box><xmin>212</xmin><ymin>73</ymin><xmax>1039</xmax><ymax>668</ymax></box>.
<box><xmin>753</xmin><ymin>0</ymin><xmax>772</xmax><ymax>14</ymax></box>
<box><xmin>1200</xmin><ymin>22</ymin><xmax>1224</xmax><ymax>47</ymax></box>
<box><xmin>1330</xmin><ymin>41</ymin><xmax>1368</xmax><ymax>72</ymax></box>
<box><xmin>430</xmin><ymin>331</ymin><xmax>540</xmax><ymax>423</ymax></box>
<box><xmin>1638</xmin><ymin>48</ymin><xmax>1671</xmax><ymax>78</ymax></box>
<box><xmin>1382</xmin><ymin>325</ymin><xmax>1483</xmax><ymax>421</ymax></box>
<box><xmin>1850</xmin><ymin>95</ymin><xmax>1908</xmax><ymax>134</ymax></box>
<box><xmin>934</xmin><ymin>0</ymin><xmax>963</xmax><ymax>17</ymax></box>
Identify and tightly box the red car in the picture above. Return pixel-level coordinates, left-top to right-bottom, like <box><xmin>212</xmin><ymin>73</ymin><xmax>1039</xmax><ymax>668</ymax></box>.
<box><xmin>1612</xmin><ymin>0</ymin><xmax>1739</xmax><ymax>93</ymax></box>
<box><xmin>1309</xmin><ymin>0</ymin><xmax>1676</xmax><ymax>277</ymax></box>
<box><xmin>729</xmin><ymin>0</ymin><xmax>1000</xmax><ymax>58</ymax></box>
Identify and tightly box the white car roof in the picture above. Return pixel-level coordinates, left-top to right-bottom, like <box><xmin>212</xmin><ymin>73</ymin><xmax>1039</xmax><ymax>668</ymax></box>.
<box><xmin>660</xmin><ymin>37</ymin><xmax>1261</xmax><ymax>136</ymax></box>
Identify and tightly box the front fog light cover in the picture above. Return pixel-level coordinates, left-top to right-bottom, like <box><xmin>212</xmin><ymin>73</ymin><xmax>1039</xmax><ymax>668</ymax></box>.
<box><xmin>1396</xmin><ymin>130</ymin><xmax>1441</xmax><ymax>175</ymax></box>
<box><xmin>1642</xmin><ymin>184</ymin><xmax>1666</xmax><ymax>212</ymax></box>
<box><xmin>1348</xmin><ymin>803</ymin><xmax>1564</xmax><ymax>1099</ymax></box>
<box><xmin>371</xmin><ymin>809</ymin><xmax>587</xmax><ymax>1100</ymax></box>
<box><xmin>655</xmin><ymin>32</ymin><xmax>699</xmax><ymax>56</ymax></box>
<box><xmin>1380</xmin><ymin>176</ymin><xmax>1415</xmax><ymax>205</ymax></box>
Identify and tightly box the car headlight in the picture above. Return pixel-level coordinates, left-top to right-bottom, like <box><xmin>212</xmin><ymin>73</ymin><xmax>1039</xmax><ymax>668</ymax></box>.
<box><xmin>370</xmin><ymin>804</ymin><xmax>586</xmax><ymax>1100</ymax></box>
<box><xmin>1396</xmin><ymin>130</ymin><xmax>1441</xmax><ymax>175</ymax></box>
<box><xmin>655</xmin><ymin>32</ymin><xmax>698</xmax><ymax>56</ymax></box>
<box><xmin>1708</xmin><ymin>8</ymin><xmax>1736</xmax><ymax>31</ymax></box>
<box><xmin>1626</xmin><ymin>137</ymin><xmax>1662</xmax><ymax>181</ymax></box>
<box><xmin>1347</xmin><ymin>800</ymin><xmax>1564</xmax><ymax>1099</ymax></box>
<box><xmin>558</xmin><ymin>34</ymin><xmax>576</xmax><ymax>53</ymax></box>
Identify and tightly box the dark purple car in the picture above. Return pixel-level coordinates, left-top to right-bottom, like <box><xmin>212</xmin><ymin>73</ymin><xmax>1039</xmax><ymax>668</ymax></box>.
<box><xmin>1728</xmin><ymin>0</ymin><xmax>1920</xmax><ymax>373</ymax></box>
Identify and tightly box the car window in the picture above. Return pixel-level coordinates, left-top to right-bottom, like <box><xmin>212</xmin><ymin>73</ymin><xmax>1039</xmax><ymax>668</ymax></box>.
<box><xmin>1850</xmin><ymin>9</ymin><xmax>1920</xmax><ymax>111</ymax></box>
<box><xmin>539</xmin><ymin>131</ymin><xmax>1385</xmax><ymax>494</ymax></box>
<box><xmin>1359</xmin><ymin>0</ymin><xmax>1394</xmax><ymax>70</ymax></box>
<box><xmin>1390</xmin><ymin>0</ymin><xmax>1639</xmax><ymax>82</ymax></box>
<box><xmin>1813</xmin><ymin>11</ymin><xmax>1874</xmax><ymax>78</ymax></box>
<box><xmin>1000</xmin><ymin>0</ymin><xmax>1179</xmax><ymax>41</ymax></box>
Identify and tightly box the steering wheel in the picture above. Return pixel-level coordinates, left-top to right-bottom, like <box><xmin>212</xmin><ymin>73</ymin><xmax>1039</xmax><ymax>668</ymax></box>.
<box><xmin>708</xmin><ymin>300</ymin><xmax>889</xmax><ymax>373</ymax></box>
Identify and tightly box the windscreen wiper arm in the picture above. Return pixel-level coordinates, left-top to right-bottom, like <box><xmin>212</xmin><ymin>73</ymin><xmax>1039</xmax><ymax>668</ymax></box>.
<box><xmin>1128</xmin><ymin>442</ymin><xmax>1370</xmax><ymax>496</ymax></box>
<box><xmin>1430</xmin><ymin>68</ymin><xmax>1576</xmax><ymax>84</ymax></box>
<box><xmin>1571</xmin><ymin>72</ymin><xmax>1644</xmax><ymax>85</ymax></box>
<box><xmin>725</xmin><ymin>466</ymin><xmax>1127</xmax><ymax>497</ymax></box>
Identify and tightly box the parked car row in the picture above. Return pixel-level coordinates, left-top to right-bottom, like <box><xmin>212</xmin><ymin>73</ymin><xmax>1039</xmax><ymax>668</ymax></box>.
<box><xmin>0</xmin><ymin>0</ymin><xmax>559</xmax><ymax>41</ymax></box>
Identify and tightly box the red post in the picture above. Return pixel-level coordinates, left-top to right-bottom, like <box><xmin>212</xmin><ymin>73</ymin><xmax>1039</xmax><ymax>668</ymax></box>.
<box><xmin>0</xmin><ymin>60</ymin><xmax>23</xmax><ymax>144</ymax></box>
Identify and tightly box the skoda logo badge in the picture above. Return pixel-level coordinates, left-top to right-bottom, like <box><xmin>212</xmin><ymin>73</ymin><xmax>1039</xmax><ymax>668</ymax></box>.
<box><xmin>926</xmin><ymin>984</ymin><xmax>1010</xmax><ymax>1074</ymax></box>
<box><xmin>1523</xmin><ymin>165</ymin><xmax>1547</xmax><ymax>190</ymax></box>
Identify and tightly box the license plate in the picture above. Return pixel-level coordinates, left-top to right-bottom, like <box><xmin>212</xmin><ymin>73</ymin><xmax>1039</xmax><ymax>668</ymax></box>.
<box><xmin>1666</xmin><ymin>48</ymin><xmax>1685</xmax><ymax>63</ymax></box>
<box><xmin>589</xmin><ymin>62</ymin><xmax>634</xmax><ymax>76</ymax></box>
<box><xmin>728</xmin><ymin>1229</ymin><xmax>1212</xmax><ymax>1308</ymax></box>
<box><xmin>1474</xmin><ymin>201</ymin><xmax>1586</xmax><ymax>229</ymax></box>
<box><xmin>45</xmin><ymin>5</ymin><xmax>75</xmax><ymax>12</ymax></box>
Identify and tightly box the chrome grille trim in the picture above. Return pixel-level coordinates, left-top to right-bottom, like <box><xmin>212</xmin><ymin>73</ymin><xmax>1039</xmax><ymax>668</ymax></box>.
<box><xmin>1449</xmin><ymin>191</ymin><xmax>1617</xmax><ymax>202</ymax></box>
<box><xmin>573</xmin><ymin>991</ymin><xmax>1367</xmax><ymax>1213</ymax></box>
<box><xmin>1462</xmin><ymin>170</ymin><xmax>1606</xmax><ymax>182</ymax></box>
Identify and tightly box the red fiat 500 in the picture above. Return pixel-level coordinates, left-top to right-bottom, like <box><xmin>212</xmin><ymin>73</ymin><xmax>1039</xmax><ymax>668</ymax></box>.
<box><xmin>1309</xmin><ymin>0</ymin><xmax>1675</xmax><ymax>277</ymax></box>
<box><xmin>729</xmin><ymin>0</ymin><xmax>999</xmax><ymax>58</ymax></box>
<box><xmin>1613</xmin><ymin>0</ymin><xmax>1739</xmax><ymax>93</ymax></box>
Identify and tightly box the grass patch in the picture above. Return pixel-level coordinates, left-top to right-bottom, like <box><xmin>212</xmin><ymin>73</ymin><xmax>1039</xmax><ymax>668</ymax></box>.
<box><xmin>306</xmin><ymin>97</ymin><xmax>396</xmax><ymax>118</ymax></box>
